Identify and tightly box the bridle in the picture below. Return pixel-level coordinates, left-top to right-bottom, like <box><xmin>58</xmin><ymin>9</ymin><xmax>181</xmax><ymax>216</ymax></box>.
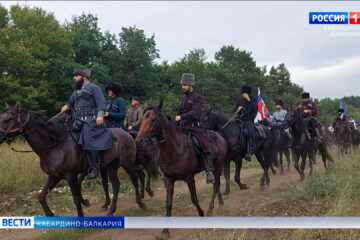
<box><xmin>0</xmin><ymin>108</ymin><xmax>31</xmax><ymax>141</ymax></box>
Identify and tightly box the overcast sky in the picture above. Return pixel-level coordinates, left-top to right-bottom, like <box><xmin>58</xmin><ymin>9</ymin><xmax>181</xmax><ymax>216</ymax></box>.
<box><xmin>2</xmin><ymin>1</ymin><xmax>359</xmax><ymax>99</ymax></box>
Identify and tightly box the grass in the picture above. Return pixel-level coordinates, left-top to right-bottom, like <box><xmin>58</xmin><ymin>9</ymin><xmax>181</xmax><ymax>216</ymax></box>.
<box><xmin>283</xmin><ymin>153</ymin><xmax>360</xmax><ymax>240</ymax></box>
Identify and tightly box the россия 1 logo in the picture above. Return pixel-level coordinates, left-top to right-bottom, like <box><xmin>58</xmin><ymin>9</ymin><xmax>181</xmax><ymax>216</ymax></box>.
<box><xmin>309</xmin><ymin>12</ymin><xmax>360</xmax><ymax>24</ymax></box>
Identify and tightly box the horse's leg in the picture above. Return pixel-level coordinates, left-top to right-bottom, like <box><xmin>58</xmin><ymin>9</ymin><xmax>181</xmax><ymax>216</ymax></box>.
<box><xmin>293</xmin><ymin>151</ymin><xmax>302</xmax><ymax>178</ymax></box>
<box><xmin>100</xmin><ymin>167</ymin><xmax>111</xmax><ymax>210</ymax></box>
<box><xmin>255</xmin><ymin>152</ymin><xmax>269</xmax><ymax>189</ymax></box>
<box><xmin>284</xmin><ymin>148</ymin><xmax>291</xmax><ymax>172</ymax></box>
<box><xmin>66</xmin><ymin>174</ymin><xmax>84</xmax><ymax>217</ymax></box>
<box><xmin>308</xmin><ymin>149</ymin><xmax>314</xmax><ymax>177</ymax></box>
<box><xmin>135</xmin><ymin>168</ymin><xmax>146</xmax><ymax>199</ymax></box>
<box><xmin>78</xmin><ymin>174</ymin><xmax>90</xmax><ymax>207</ymax></box>
<box><xmin>145</xmin><ymin>170</ymin><xmax>154</xmax><ymax>197</ymax></box>
<box><xmin>160</xmin><ymin>176</ymin><xmax>175</xmax><ymax>240</ymax></box>
<box><xmin>123</xmin><ymin>166</ymin><xmax>146</xmax><ymax>209</ymax></box>
<box><xmin>223</xmin><ymin>157</ymin><xmax>231</xmax><ymax>196</ymax></box>
<box><xmin>208</xmin><ymin>159</ymin><xmax>224</xmax><ymax>216</ymax></box>
<box><xmin>234</xmin><ymin>158</ymin><xmax>248</xmax><ymax>190</ymax></box>
<box><xmin>300</xmin><ymin>152</ymin><xmax>306</xmax><ymax>181</ymax></box>
<box><xmin>39</xmin><ymin>175</ymin><xmax>60</xmax><ymax>216</ymax></box>
<box><xmin>107</xmin><ymin>166</ymin><xmax>120</xmax><ymax>216</ymax></box>
<box><xmin>279</xmin><ymin>151</ymin><xmax>284</xmax><ymax>174</ymax></box>
<box><xmin>186</xmin><ymin>175</ymin><xmax>204</xmax><ymax>217</ymax></box>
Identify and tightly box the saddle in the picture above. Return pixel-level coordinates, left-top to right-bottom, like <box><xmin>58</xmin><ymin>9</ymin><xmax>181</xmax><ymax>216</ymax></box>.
<box><xmin>254</xmin><ymin>124</ymin><xmax>267</xmax><ymax>140</ymax></box>
<box><xmin>188</xmin><ymin>132</ymin><xmax>216</xmax><ymax>161</ymax></box>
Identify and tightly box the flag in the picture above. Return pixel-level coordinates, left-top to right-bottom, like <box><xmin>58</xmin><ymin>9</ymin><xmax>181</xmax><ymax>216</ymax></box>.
<box><xmin>340</xmin><ymin>101</ymin><xmax>348</xmax><ymax>116</ymax></box>
<box><xmin>255</xmin><ymin>87</ymin><xmax>271</xmax><ymax>122</ymax></box>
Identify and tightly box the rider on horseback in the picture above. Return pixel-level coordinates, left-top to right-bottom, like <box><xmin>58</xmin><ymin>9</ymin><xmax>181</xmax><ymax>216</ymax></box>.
<box><xmin>234</xmin><ymin>86</ymin><xmax>258</xmax><ymax>161</ymax></box>
<box><xmin>298</xmin><ymin>92</ymin><xmax>323</xmax><ymax>143</ymax></box>
<box><xmin>175</xmin><ymin>73</ymin><xmax>215</xmax><ymax>184</ymax></box>
<box><xmin>271</xmin><ymin>100</ymin><xmax>292</xmax><ymax>146</ymax></box>
<box><xmin>104</xmin><ymin>82</ymin><xmax>126</xmax><ymax>129</ymax></box>
<box><xmin>61</xmin><ymin>67</ymin><xmax>114</xmax><ymax>179</ymax></box>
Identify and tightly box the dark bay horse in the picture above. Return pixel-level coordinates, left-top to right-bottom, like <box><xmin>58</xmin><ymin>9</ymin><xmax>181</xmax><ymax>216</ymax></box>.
<box><xmin>201</xmin><ymin>109</ymin><xmax>276</xmax><ymax>195</ymax></box>
<box><xmin>135</xmin><ymin>102</ymin><xmax>228</xmax><ymax>240</ymax></box>
<box><xmin>285</xmin><ymin>109</ymin><xmax>334</xmax><ymax>181</ymax></box>
<box><xmin>0</xmin><ymin>102</ymin><xmax>145</xmax><ymax>216</ymax></box>
<box><xmin>271</xmin><ymin>125</ymin><xmax>291</xmax><ymax>174</ymax></box>
<box><xmin>334</xmin><ymin>120</ymin><xmax>352</xmax><ymax>155</ymax></box>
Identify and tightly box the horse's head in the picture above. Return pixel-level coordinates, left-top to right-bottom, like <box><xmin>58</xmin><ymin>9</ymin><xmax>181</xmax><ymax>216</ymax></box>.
<box><xmin>200</xmin><ymin>109</ymin><xmax>216</xmax><ymax>130</ymax></box>
<box><xmin>135</xmin><ymin>100</ymin><xmax>166</xmax><ymax>144</ymax></box>
<box><xmin>0</xmin><ymin>102</ymin><xmax>30</xmax><ymax>143</ymax></box>
<box><xmin>285</xmin><ymin>108</ymin><xmax>301</xmax><ymax>129</ymax></box>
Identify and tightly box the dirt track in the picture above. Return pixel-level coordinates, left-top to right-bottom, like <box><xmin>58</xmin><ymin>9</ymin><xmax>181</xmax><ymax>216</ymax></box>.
<box><xmin>0</xmin><ymin>160</ymin><xmax>326</xmax><ymax>240</ymax></box>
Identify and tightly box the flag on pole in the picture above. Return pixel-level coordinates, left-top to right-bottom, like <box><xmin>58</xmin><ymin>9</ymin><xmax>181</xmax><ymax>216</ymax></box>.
<box><xmin>340</xmin><ymin>101</ymin><xmax>348</xmax><ymax>116</ymax></box>
<box><xmin>255</xmin><ymin>87</ymin><xmax>271</xmax><ymax>122</ymax></box>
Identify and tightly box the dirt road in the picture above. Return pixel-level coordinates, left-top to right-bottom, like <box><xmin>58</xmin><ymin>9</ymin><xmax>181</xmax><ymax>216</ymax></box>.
<box><xmin>0</xmin><ymin>160</ymin><xmax>325</xmax><ymax>240</ymax></box>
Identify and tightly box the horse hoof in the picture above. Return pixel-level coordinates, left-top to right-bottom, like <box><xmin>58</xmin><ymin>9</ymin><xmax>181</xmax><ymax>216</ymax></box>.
<box><xmin>156</xmin><ymin>232</ymin><xmax>170</xmax><ymax>240</ymax></box>
<box><xmin>106</xmin><ymin>211</ymin><xmax>114</xmax><ymax>217</ymax></box>
<box><xmin>147</xmin><ymin>190</ymin><xmax>154</xmax><ymax>197</ymax></box>
<box><xmin>82</xmin><ymin>199</ymin><xmax>90</xmax><ymax>207</ymax></box>
<box><xmin>240</xmin><ymin>184</ymin><xmax>249</xmax><ymax>190</ymax></box>
<box><xmin>141</xmin><ymin>194</ymin><xmax>145</xmax><ymax>199</ymax></box>
<box><xmin>100</xmin><ymin>205</ymin><xmax>108</xmax><ymax>211</ymax></box>
<box><xmin>138</xmin><ymin>202</ymin><xmax>147</xmax><ymax>210</ymax></box>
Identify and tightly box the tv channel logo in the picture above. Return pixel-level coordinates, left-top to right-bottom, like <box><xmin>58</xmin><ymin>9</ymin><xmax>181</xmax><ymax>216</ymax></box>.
<box><xmin>309</xmin><ymin>12</ymin><xmax>348</xmax><ymax>24</ymax></box>
<box><xmin>309</xmin><ymin>12</ymin><xmax>360</xmax><ymax>24</ymax></box>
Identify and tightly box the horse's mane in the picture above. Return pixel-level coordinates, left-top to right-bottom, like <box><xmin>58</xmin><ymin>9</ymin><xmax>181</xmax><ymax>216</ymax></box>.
<box><xmin>29</xmin><ymin>111</ymin><xmax>69</xmax><ymax>146</ymax></box>
<box><xmin>206</xmin><ymin>109</ymin><xmax>230</xmax><ymax>126</ymax></box>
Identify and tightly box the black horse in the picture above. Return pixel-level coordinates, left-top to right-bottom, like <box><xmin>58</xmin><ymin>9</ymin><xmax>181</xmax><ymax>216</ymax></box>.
<box><xmin>0</xmin><ymin>102</ymin><xmax>145</xmax><ymax>216</ymax></box>
<box><xmin>285</xmin><ymin>109</ymin><xmax>334</xmax><ymax>181</ymax></box>
<box><xmin>333</xmin><ymin>120</ymin><xmax>352</xmax><ymax>155</ymax></box>
<box><xmin>201</xmin><ymin>109</ymin><xmax>276</xmax><ymax>194</ymax></box>
<box><xmin>261</xmin><ymin>121</ymin><xmax>291</xmax><ymax>174</ymax></box>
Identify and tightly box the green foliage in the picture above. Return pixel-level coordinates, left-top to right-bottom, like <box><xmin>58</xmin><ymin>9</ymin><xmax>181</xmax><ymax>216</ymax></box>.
<box><xmin>0</xmin><ymin>4</ymin><xmax>358</xmax><ymax>122</ymax></box>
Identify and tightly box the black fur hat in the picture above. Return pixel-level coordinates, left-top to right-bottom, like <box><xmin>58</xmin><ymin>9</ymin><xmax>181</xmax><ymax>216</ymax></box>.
<box><xmin>338</xmin><ymin>108</ymin><xmax>344</xmax><ymax>113</ymax></box>
<box><xmin>276</xmin><ymin>100</ymin><xmax>283</xmax><ymax>106</ymax></box>
<box><xmin>73</xmin><ymin>67</ymin><xmax>91</xmax><ymax>79</ymax></box>
<box><xmin>241</xmin><ymin>86</ymin><xmax>252</xmax><ymax>94</ymax></box>
<box><xmin>105</xmin><ymin>82</ymin><xmax>122</xmax><ymax>96</ymax></box>
<box><xmin>301</xmin><ymin>92</ymin><xmax>310</xmax><ymax>99</ymax></box>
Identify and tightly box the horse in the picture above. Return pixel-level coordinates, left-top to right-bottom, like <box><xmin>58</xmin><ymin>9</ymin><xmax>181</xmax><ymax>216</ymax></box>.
<box><xmin>135</xmin><ymin>102</ymin><xmax>228</xmax><ymax>240</ymax></box>
<box><xmin>271</xmin><ymin>125</ymin><xmax>291</xmax><ymax>174</ymax></box>
<box><xmin>201</xmin><ymin>109</ymin><xmax>276</xmax><ymax>195</ymax></box>
<box><xmin>0</xmin><ymin>102</ymin><xmax>145</xmax><ymax>217</ymax></box>
<box><xmin>285</xmin><ymin>109</ymin><xmax>334</xmax><ymax>181</ymax></box>
<box><xmin>129</xmin><ymin>131</ymin><xmax>160</xmax><ymax>199</ymax></box>
<box><xmin>333</xmin><ymin>120</ymin><xmax>352</xmax><ymax>155</ymax></box>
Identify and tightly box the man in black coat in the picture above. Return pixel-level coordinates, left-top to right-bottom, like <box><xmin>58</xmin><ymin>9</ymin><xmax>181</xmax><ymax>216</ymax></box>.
<box><xmin>234</xmin><ymin>86</ymin><xmax>258</xmax><ymax>161</ymax></box>
<box><xmin>61</xmin><ymin>67</ymin><xmax>114</xmax><ymax>179</ymax></box>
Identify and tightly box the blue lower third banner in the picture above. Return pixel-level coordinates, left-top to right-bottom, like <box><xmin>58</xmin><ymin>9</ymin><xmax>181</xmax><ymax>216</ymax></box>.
<box><xmin>3</xmin><ymin>217</ymin><xmax>360</xmax><ymax>229</ymax></box>
<box><xmin>0</xmin><ymin>217</ymin><xmax>124</xmax><ymax>229</ymax></box>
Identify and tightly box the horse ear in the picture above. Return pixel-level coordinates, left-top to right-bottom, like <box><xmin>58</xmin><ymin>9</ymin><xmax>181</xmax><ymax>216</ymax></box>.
<box><xmin>15</xmin><ymin>101</ymin><xmax>21</xmax><ymax>109</ymax></box>
<box><xmin>158</xmin><ymin>99</ymin><xmax>163</xmax><ymax>110</ymax></box>
<box><xmin>5</xmin><ymin>102</ymin><xmax>9</xmax><ymax>109</ymax></box>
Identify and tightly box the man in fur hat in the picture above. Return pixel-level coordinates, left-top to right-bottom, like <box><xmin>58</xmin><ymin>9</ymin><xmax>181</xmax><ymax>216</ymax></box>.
<box><xmin>61</xmin><ymin>67</ymin><xmax>114</xmax><ymax>179</ymax></box>
<box><xmin>234</xmin><ymin>86</ymin><xmax>258</xmax><ymax>160</ymax></box>
<box><xmin>104</xmin><ymin>82</ymin><xmax>126</xmax><ymax>129</ymax></box>
<box><xmin>271</xmin><ymin>100</ymin><xmax>292</xmax><ymax>144</ymax></box>
<box><xmin>297</xmin><ymin>92</ymin><xmax>323</xmax><ymax>142</ymax></box>
<box><xmin>175</xmin><ymin>73</ymin><xmax>215</xmax><ymax>184</ymax></box>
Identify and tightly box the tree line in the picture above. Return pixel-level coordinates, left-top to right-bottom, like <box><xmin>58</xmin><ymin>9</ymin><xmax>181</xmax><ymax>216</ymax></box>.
<box><xmin>0</xmin><ymin>4</ymin><xmax>359</xmax><ymax>124</ymax></box>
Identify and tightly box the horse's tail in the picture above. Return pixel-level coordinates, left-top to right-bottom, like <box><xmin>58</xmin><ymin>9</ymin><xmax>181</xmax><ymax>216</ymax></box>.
<box><xmin>319</xmin><ymin>142</ymin><xmax>335</xmax><ymax>163</ymax></box>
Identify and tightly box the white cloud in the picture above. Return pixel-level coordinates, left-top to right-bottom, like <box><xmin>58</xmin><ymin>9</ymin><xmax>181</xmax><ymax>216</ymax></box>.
<box><xmin>289</xmin><ymin>56</ymin><xmax>360</xmax><ymax>99</ymax></box>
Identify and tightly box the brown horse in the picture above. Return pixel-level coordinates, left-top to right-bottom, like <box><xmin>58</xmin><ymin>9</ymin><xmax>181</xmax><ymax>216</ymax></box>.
<box><xmin>0</xmin><ymin>102</ymin><xmax>145</xmax><ymax>217</ymax></box>
<box><xmin>135</xmin><ymin>102</ymin><xmax>228</xmax><ymax>240</ymax></box>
